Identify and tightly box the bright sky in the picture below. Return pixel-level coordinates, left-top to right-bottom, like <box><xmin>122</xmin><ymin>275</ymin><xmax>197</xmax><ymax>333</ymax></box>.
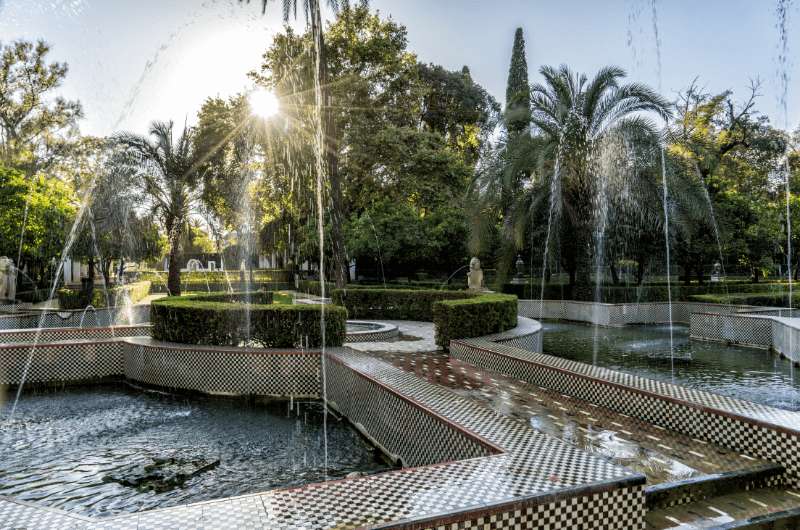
<box><xmin>0</xmin><ymin>0</ymin><xmax>797</xmax><ymax>137</ymax></box>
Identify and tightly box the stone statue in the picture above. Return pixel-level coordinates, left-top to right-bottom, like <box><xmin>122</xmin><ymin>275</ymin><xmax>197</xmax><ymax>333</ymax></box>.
<box><xmin>467</xmin><ymin>257</ymin><xmax>484</xmax><ymax>291</ymax></box>
<box><xmin>510</xmin><ymin>255</ymin><xmax>526</xmax><ymax>285</ymax></box>
<box><xmin>0</xmin><ymin>257</ymin><xmax>17</xmax><ymax>301</ymax></box>
<box><xmin>710</xmin><ymin>261</ymin><xmax>722</xmax><ymax>283</ymax></box>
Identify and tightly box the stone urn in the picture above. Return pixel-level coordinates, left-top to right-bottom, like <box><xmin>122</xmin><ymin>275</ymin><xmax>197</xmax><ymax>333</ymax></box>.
<box><xmin>0</xmin><ymin>257</ymin><xmax>17</xmax><ymax>301</ymax></box>
<box><xmin>510</xmin><ymin>255</ymin><xmax>526</xmax><ymax>285</ymax></box>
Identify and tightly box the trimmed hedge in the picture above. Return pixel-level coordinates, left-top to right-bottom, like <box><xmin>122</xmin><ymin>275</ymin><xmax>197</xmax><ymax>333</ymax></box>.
<box><xmin>433</xmin><ymin>293</ymin><xmax>518</xmax><ymax>348</ymax></box>
<box><xmin>58</xmin><ymin>280</ymin><xmax>151</xmax><ymax>309</ymax></box>
<box><xmin>333</xmin><ymin>288</ymin><xmax>518</xmax><ymax>349</ymax></box>
<box><xmin>689</xmin><ymin>292</ymin><xmax>796</xmax><ymax>307</ymax></box>
<box><xmin>150</xmin><ymin>291</ymin><xmax>344</xmax><ymax>348</ymax></box>
<box><xmin>332</xmin><ymin>288</ymin><xmax>472</xmax><ymax>320</ymax></box>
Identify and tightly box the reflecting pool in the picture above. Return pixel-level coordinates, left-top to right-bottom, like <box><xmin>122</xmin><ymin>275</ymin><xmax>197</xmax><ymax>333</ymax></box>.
<box><xmin>0</xmin><ymin>386</ymin><xmax>392</xmax><ymax>517</ymax></box>
<box><xmin>543</xmin><ymin>322</ymin><xmax>800</xmax><ymax>411</ymax></box>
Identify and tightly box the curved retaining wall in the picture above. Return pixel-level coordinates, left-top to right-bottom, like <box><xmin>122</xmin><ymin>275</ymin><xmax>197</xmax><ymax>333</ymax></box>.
<box><xmin>519</xmin><ymin>299</ymin><xmax>761</xmax><ymax>326</ymax></box>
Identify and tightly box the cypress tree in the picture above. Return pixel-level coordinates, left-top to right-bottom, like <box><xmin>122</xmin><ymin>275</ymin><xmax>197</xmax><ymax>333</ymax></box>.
<box><xmin>505</xmin><ymin>27</ymin><xmax>530</xmax><ymax>136</ymax></box>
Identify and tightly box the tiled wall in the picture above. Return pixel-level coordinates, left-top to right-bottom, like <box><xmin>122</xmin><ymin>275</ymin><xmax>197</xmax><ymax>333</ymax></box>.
<box><xmin>0</xmin><ymin>340</ymin><xmax>123</xmax><ymax>385</ymax></box>
<box><xmin>0</xmin><ymin>324</ymin><xmax>151</xmax><ymax>344</ymax></box>
<box><xmin>451</xmin><ymin>338</ymin><xmax>800</xmax><ymax>487</ymax></box>
<box><xmin>0</xmin><ymin>304</ymin><xmax>150</xmax><ymax>330</ymax></box>
<box><xmin>123</xmin><ymin>339</ymin><xmax>321</xmax><ymax>398</ymax></box>
<box><xmin>327</xmin><ymin>357</ymin><xmax>495</xmax><ymax>467</ymax></box>
<box><xmin>689</xmin><ymin>312</ymin><xmax>773</xmax><ymax>348</ymax></box>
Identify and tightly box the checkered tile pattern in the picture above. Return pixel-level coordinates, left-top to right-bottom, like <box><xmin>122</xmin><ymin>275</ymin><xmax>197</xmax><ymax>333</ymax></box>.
<box><xmin>0</xmin><ymin>496</ymin><xmax>90</xmax><ymax>529</ymax></box>
<box><xmin>344</xmin><ymin>328</ymin><xmax>398</xmax><ymax>343</ymax></box>
<box><xmin>426</xmin><ymin>486</ymin><xmax>644</xmax><ymax>530</ymax></box>
<box><xmin>689</xmin><ymin>312</ymin><xmax>774</xmax><ymax>348</ymax></box>
<box><xmin>0</xmin><ymin>324</ymin><xmax>151</xmax><ymax>344</ymax></box>
<box><xmin>0</xmin><ymin>302</ymin><xmax>32</xmax><ymax>314</ymax></box>
<box><xmin>123</xmin><ymin>338</ymin><xmax>321</xmax><ymax>397</ymax></box>
<box><xmin>0</xmin><ymin>340</ymin><xmax>123</xmax><ymax>385</ymax></box>
<box><xmin>327</xmin><ymin>358</ymin><xmax>494</xmax><ymax>466</ymax></box>
<box><xmin>452</xmin><ymin>337</ymin><xmax>800</xmax><ymax>487</ymax></box>
<box><xmin>0</xmin><ymin>304</ymin><xmax>150</xmax><ymax>330</ymax></box>
<box><xmin>0</xmin><ymin>339</ymin><xmax>646</xmax><ymax>529</ymax></box>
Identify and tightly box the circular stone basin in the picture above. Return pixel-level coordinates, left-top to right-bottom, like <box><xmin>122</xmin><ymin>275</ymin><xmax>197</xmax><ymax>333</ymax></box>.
<box><xmin>345</xmin><ymin>320</ymin><xmax>398</xmax><ymax>342</ymax></box>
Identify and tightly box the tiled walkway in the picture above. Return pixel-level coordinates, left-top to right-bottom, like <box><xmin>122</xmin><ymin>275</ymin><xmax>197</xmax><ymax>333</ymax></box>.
<box><xmin>374</xmin><ymin>350</ymin><xmax>767</xmax><ymax>485</ymax></box>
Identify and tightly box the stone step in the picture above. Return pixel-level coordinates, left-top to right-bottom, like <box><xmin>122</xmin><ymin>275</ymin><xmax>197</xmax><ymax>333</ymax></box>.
<box><xmin>646</xmin><ymin>462</ymin><xmax>785</xmax><ymax>510</ymax></box>
<box><xmin>645</xmin><ymin>486</ymin><xmax>800</xmax><ymax>529</ymax></box>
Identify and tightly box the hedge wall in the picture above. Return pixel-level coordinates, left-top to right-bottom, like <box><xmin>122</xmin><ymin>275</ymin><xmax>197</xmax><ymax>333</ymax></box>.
<box><xmin>689</xmin><ymin>292</ymin><xmax>797</xmax><ymax>307</ymax></box>
<box><xmin>432</xmin><ymin>294</ymin><xmax>518</xmax><ymax>348</ymax></box>
<box><xmin>58</xmin><ymin>280</ymin><xmax>151</xmax><ymax>309</ymax></box>
<box><xmin>332</xmin><ymin>288</ymin><xmax>472</xmax><ymax>320</ymax></box>
<box><xmin>150</xmin><ymin>292</ymin><xmax>344</xmax><ymax>348</ymax></box>
<box><xmin>333</xmin><ymin>288</ymin><xmax>518</xmax><ymax>349</ymax></box>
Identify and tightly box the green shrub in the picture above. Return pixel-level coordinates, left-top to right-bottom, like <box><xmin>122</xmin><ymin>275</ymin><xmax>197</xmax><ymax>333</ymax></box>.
<box><xmin>689</xmin><ymin>292</ymin><xmax>795</xmax><ymax>307</ymax></box>
<box><xmin>150</xmin><ymin>292</ymin><xmax>344</xmax><ymax>347</ymax></box>
<box><xmin>433</xmin><ymin>294</ymin><xmax>518</xmax><ymax>348</ymax></box>
<box><xmin>332</xmin><ymin>288</ymin><xmax>472</xmax><ymax>320</ymax></box>
<box><xmin>296</xmin><ymin>280</ymin><xmax>335</xmax><ymax>297</ymax></box>
<box><xmin>58</xmin><ymin>280</ymin><xmax>151</xmax><ymax>309</ymax></box>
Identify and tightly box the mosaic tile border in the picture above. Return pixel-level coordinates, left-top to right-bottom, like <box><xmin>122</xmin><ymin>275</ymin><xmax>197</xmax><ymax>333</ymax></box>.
<box><xmin>0</xmin><ymin>304</ymin><xmax>150</xmax><ymax>330</ymax></box>
<box><xmin>0</xmin><ymin>334</ymin><xmax>645</xmax><ymax>528</ymax></box>
<box><xmin>0</xmin><ymin>324</ymin><xmax>151</xmax><ymax>344</ymax></box>
<box><xmin>451</xmin><ymin>337</ymin><xmax>800</xmax><ymax>487</ymax></box>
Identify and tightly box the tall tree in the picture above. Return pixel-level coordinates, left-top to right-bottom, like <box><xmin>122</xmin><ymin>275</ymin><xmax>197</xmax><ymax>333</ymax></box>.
<box><xmin>244</xmin><ymin>0</ymin><xmax>363</xmax><ymax>288</ymax></box>
<box><xmin>505</xmin><ymin>28</ymin><xmax>531</xmax><ymax>137</ymax></box>
<box><xmin>0</xmin><ymin>40</ymin><xmax>82</xmax><ymax>175</ymax></box>
<box><xmin>528</xmin><ymin>65</ymin><xmax>671</xmax><ymax>293</ymax></box>
<box><xmin>115</xmin><ymin>121</ymin><xmax>201</xmax><ymax>296</ymax></box>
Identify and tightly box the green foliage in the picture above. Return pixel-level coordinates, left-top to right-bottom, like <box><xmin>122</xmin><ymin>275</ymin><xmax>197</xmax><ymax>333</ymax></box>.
<box><xmin>0</xmin><ymin>166</ymin><xmax>76</xmax><ymax>280</ymax></box>
<box><xmin>0</xmin><ymin>39</ymin><xmax>82</xmax><ymax>175</ymax></box>
<box><xmin>150</xmin><ymin>292</ymin><xmax>344</xmax><ymax>347</ymax></box>
<box><xmin>332</xmin><ymin>288</ymin><xmax>473</xmax><ymax>320</ymax></box>
<box><xmin>433</xmin><ymin>293</ymin><xmax>518</xmax><ymax>348</ymax></box>
<box><xmin>689</xmin><ymin>292</ymin><xmax>797</xmax><ymax>307</ymax></box>
<box><xmin>505</xmin><ymin>27</ymin><xmax>530</xmax><ymax>136</ymax></box>
<box><xmin>57</xmin><ymin>280</ymin><xmax>152</xmax><ymax>309</ymax></box>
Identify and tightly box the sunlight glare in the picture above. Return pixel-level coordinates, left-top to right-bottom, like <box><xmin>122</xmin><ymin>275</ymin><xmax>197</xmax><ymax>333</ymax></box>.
<box><xmin>249</xmin><ymin>88</ymin><xmax>279</xmax><ymax>119</ymax></box>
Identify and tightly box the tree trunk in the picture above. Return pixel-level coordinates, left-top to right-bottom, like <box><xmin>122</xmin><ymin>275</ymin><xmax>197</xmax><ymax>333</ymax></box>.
<box><xmin>695</xmin><ymin>264</ymin><xmax>704</xmax><ymax>285</ymax></box>
<box><xmin>167</xmin><ymin>227</ymin><xmax>182</xmax><ymax>296</ymax></box>
<box><xmin>753</xmin><ymin>267</ymin><xmax>760</xmax><ymax>283</ymax></box>
<box><xmin>636</xmin><ymin>258</ymin><xmax>645</xmax><ymax>286</ymax></box>
<box><xmin>311</xmin><ymin>0</ymin><xmax>348</xmax><ymax>289</ymax></box>
<box><xmin>117</xmin><ymin>257</ymin><xmax>125</xmax><ymax>282</ymax></box>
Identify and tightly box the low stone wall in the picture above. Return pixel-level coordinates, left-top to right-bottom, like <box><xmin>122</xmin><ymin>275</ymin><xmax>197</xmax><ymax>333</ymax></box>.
<box><xmin>519</xmin><ymin>299</ymin><xmax>760</xmax><ymax>326</ymax></box>
<box><xmin>771</xmin><ymin>318</ymin><xmax>800</xmax><ymax>365</ymax></box>
<box><xmin>0</xmin><ymin>340</ymin><xmax>123</xmax><ymax>386</ymax></box>
<box><xmin>123</xmin><ymin>338</ymin><xmax>320</xmax><ymax>397</ymax></box>
<box><xmin>0</xmin><ymin>332</ymin><xmax>644</xmax><ymax>529</ymax></box>
<box><xmin>326</xmin><ymin>356</ymin><xmax>497</xmax><ymax>467</ymax></box>
<box><xmin>451</xmin><ymin>337</ymin><xmax>800</xmax><ymax>487</ymax></box>
<box><xmin>689</xmin><ymin>312</ymin><xmax>773</xmax><ymax>348</ymax></box>
<box><xmin>0</xmin><ymin>324</ymin><xmax>151</xmax><ymax>344</ymax></box>
<box><xmin>0</xmin><ymin>304</ymin><xmax>150</xmax><ymax>330</ymax></box>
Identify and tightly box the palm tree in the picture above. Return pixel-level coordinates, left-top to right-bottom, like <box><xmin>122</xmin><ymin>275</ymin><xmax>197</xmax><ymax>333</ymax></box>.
<box><xmin>526</xmin><ymin>65</ymin><xmax>671</xmax><ymax>294</ymax></box>
<box><xmin>242</xmin><ymin>0</ymin><xmax>368</xmax><ymax>288</ymax></box>
<box><xmin>115</xmin><ymin>121</ymin><xmax>201</xmax><ymax>296</ymax></box>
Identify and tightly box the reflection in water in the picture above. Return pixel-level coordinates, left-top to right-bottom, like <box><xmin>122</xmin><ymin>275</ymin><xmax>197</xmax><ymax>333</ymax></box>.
<box><xmin>543</xmin><ymin>321</ymin><xmax>800</xmax><ymax>411</ymax></box>
<box><xmin>0</xmin><ymin>386</ymin><xmax>393</xmax><ymax>517</ymax></box>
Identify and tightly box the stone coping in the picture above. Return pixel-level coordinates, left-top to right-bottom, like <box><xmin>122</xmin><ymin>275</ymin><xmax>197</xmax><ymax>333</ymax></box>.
<box><xmin>452</xmin><ymin>337</ymin><xmax>800</xmax><ymax>438</ymax></box>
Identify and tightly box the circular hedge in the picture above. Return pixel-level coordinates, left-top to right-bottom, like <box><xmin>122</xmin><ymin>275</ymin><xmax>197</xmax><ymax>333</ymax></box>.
<box><xmin>332</xmin><ymin>288</ymin><xmax>517</xmax><ymax>348</ymax></box>
<box><xmin>150</xmin><ymin>291</ymin><xmax>346</xmax><ymax>348</ymax></box>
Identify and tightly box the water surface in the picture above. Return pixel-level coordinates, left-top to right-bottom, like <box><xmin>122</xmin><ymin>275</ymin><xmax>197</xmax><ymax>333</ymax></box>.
<box><xmin>0</xmin><ymin>386</ymin><xmax>392</xmax><ymax>517</ymax></box>
<box><xmin>542</xmin><ymin>322</ymin><xmax>800</xmax><ymax>411</ymax></box>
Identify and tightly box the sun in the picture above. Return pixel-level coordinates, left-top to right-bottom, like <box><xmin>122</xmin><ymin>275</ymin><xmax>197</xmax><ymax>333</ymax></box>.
<box><xmin>249</xmin><ymin>88</ymin><xmax>279</xmax><ymax>119</ymax></box>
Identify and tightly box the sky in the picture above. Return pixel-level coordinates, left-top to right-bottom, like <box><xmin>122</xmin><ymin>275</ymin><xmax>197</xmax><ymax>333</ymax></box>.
<box><xmin>0</xmin><ymin>0</ymin><xmax>796</xmax><ymax>137</ymax></box>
